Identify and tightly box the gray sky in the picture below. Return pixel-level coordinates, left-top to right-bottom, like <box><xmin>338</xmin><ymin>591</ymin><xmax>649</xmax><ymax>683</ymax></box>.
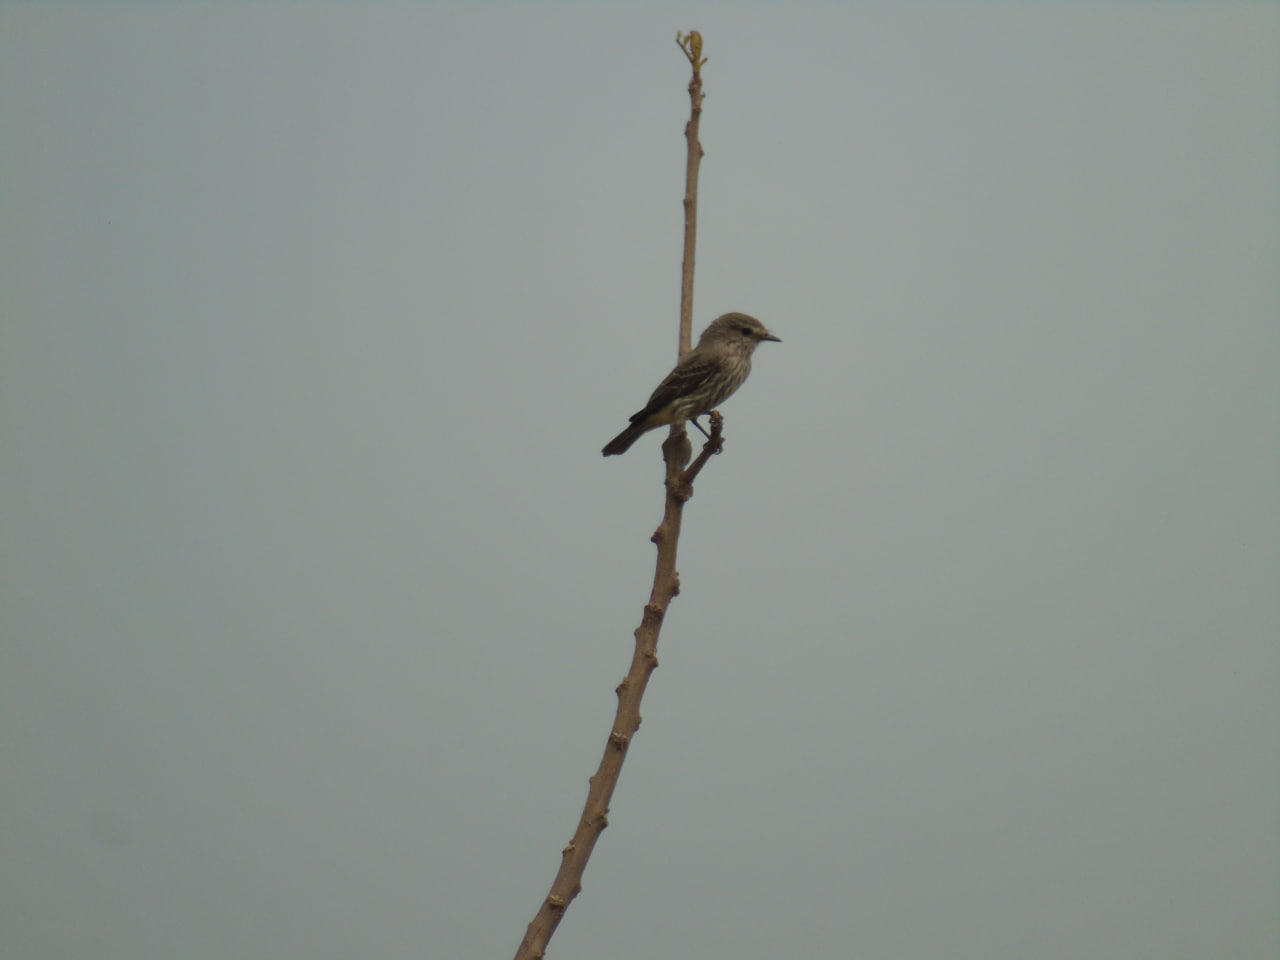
<box><xmin>2</xmin><ymin>5</ymin><xmax>1276</xmax><ymax>959</ymax></box>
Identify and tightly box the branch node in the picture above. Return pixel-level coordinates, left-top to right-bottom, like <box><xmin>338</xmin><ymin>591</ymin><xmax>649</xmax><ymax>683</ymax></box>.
<box><xmin>608</xmin><ymin>731</ymin><xmax>630</xmax><ymax>750</ymax></box>
<box><xmin>662</xmin><ymin>429</ymin><xmax>692</xmax><ymax>468</ymax></box>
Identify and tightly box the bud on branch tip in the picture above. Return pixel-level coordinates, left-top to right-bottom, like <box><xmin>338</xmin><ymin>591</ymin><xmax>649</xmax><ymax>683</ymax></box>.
<box><xmin>676</xmin><ymin>30</ymin><xmax>707</xmax><ymax>72</ymax></box>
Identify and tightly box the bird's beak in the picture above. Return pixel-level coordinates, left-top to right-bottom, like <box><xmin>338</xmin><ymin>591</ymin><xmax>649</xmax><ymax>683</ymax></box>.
<box><xmin>760</xmin><ymin>330</ymin><xmax>782</xmax><ymax>343</ymax></box>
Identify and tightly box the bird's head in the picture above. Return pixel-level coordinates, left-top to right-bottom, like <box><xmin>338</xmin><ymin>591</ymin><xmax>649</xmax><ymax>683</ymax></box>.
<box><xmin>698</xmin><ymin>312</ymin><xmax>782</xmax><ymax>350</ymax></box>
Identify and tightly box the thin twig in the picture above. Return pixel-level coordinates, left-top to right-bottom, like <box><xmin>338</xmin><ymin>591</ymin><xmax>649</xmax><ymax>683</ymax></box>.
<box><xmin>680</xmin><ymin>411</ymin><xmax>725</xmax><ymax>489</ymax></box>
<box><xmin>675</xmin><ymin>29</ymin><xmax>705</xmax><ymax>358</ymax></box>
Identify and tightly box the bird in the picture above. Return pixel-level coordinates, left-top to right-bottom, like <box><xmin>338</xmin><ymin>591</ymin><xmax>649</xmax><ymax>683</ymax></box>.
<box><xmin>602</xmin><ymin>312</ymin><xmax>780</xmax><ymax>456</ymax></box>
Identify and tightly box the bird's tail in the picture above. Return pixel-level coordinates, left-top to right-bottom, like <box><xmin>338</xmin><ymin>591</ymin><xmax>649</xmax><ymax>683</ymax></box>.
<box><xmin>601</xmin><ymin>422</ymin><xmax>648</xmax><ymax>457</ymax></box>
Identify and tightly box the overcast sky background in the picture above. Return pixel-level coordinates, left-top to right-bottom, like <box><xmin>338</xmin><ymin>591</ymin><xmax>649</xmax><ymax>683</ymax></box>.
<box><xmin>2</xmin><ymin>4</ymin><xmax>1277</xmax><ymax>959</ymax></box>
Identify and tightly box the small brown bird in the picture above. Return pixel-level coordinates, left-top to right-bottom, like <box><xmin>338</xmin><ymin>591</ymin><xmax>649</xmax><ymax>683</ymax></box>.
<box><xmin>602</xmin><ymin>312</ymin><xmax>781</xmax><ymax>456</ymax></box>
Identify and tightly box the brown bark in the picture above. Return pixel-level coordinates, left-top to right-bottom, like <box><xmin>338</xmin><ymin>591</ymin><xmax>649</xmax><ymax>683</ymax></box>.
<box><xmin>512</xmin><ymin>32</ymin><xmax>713</xmax><ymax>960</ymax></box>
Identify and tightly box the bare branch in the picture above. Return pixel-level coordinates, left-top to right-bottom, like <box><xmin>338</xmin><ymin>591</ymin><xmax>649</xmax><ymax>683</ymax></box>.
<box><xmin>514</xmin><ymin>33</ymin><xmax>714</xmax><ymax>960</ymax></box>
<box><xmin>675</xmin><ymin>30</ymin><xmax>705</xmax><ymax>358</ymax></box>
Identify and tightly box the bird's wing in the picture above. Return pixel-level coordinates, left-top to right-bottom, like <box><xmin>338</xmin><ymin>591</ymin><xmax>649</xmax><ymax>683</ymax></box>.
<box><xmin>628</xmin><ymin>352</ymin><xmax>719</xmax><ymax>423</ymax></box>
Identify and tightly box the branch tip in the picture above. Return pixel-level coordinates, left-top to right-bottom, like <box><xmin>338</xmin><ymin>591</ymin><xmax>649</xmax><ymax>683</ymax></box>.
<box><xmin>676</xmin><ymin>29</ymin><xmax>707</xmax><ymax>72</ymax></box>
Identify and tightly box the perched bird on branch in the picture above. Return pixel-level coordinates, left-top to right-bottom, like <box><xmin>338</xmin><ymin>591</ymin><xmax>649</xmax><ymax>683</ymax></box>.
<box><xmin>602</xmin><ymin>312</ymin><xmax>780</xmax><ymax>456</ymax></box>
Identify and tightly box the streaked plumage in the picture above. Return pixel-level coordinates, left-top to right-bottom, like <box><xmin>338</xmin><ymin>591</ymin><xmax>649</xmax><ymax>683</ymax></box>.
<box><xmin>602</xmin><ymin>312</ymin><xmax>780</xmax><ymax>456</ymax></box>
